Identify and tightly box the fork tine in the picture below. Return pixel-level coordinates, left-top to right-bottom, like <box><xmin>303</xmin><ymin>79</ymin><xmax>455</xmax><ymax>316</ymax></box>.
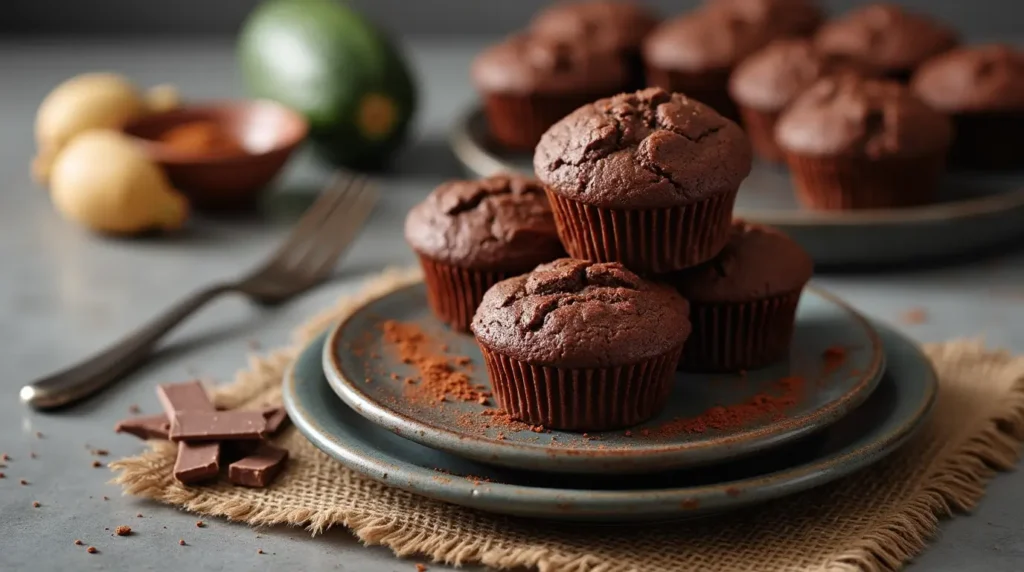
<box><xmin>260</xmin><ymin>172</ymin><xmax>361</xmax><ymax>268</ymax></box>
<box><xmin>293</xmin><ymin>180</ymin><xmax>379</xmax><ymax>279</ymax></box>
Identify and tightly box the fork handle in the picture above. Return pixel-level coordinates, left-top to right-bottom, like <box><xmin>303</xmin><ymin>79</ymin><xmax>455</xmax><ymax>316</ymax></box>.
<box><xmin>20</xmin><ymin>283</ymin><xmax>236</xmax><ymax>410</ymax></box>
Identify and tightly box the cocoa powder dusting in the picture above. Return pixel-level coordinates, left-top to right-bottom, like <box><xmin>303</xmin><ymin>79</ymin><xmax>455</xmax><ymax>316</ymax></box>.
<box><xmin>648</xmin><ymin>376</ymin><xmax>806</xmax><ymax>436</ymax></box>
<box><xmin>380</xmin><ymin>320</ymin><xmax>489</xmax><ymax>404</ymax></box>
<box><xmin>822</xmin><ymin>346</ymin><xmax>847</xmax><ymax>376</ymax></box>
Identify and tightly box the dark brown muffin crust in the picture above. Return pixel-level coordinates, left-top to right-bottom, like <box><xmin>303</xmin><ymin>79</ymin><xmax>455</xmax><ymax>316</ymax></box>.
<box><xmin>534</xmin><ymin>88</ymin><xmax>752</xmax><ymax>209</ymax></box>
<box><xmin>471</xmin><ymin>258</ymin><xmax>690</xmax><ymax>368</ymax></box>
<box><xmin>729</xmin><ymin>38</ymin><xmax>873</xmax><ymax>112</ymax></box>
<box><xmin>704</xmin><ymin>0</ymin><xmax>823</xmax><ymax>38</ymax></box>
<box><xmin>671</xmin><ymin>221</ymin><xmax>813</xmax><ymax>303</ymax></box>
<box><xmin>643</xmin><ymin>9</ymin><xmax>770</xmax><ymax>74</ymax></box>
<box><xmin>471</xmin><ymin>33</ymin><xmax>630</xmax><ymax>95</ymax></box>
<box><xmin>404</xmin><ymin>174</ymin><xmax>564</xmax><ymax>271</ymax></box>
<box><xmin>912</xmin><ymin>44</ymin><xmax>1024</xmax><ymax>112</ymax></box>
<box><xmin>814</xmin><ymin>3</ymin><xmax>957</xmax><ymax>76</ymax></box>
<box><xmin>529</xmin><ymin>0</ymin><xmax>659</xmax><ymax>55</ymax></box>
<box><xmin>774</xmin><ymin>75</ymin><xmax>953</xmax><ymax>159</ymax></box>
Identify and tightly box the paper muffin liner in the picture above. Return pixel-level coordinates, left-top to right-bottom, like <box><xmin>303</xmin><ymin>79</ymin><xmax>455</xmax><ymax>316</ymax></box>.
<box><xmin>679</xmin><ymin>290</ymin><xmax>804</xmax><ymax>373</ymax></box>
<box><xmin>417</xmin><ymin>255</ymin><xmax>512</xmax><ymax>333</ymax></box>
<box><xmin>478</xmin><ymin>342</ymin><xmax>683</xmax><ymax>431</ymax></box>
<box><xmin>545</xmin><ymin>189</ymin><xmax>736</xmax><ymax>274</ymax></box>
<box><xmin>644</xmin><ymin>66</ymin><xmax>739</xmax><ymax>122</ymax></box>
<box><xmin>948</xmin><ymin>112</ymin><xmax>1024</xmax><ymax>171</ymax></box>
<box><xmin>482</xmin><ymin>91</ymin><xmax>622</xmax><ymax>152</ymax></box>
<box><xmin>784</xmin><ymin>151</ymin><xmax>946</xmax><ymax>210</ymax></box>
<box><xmin>738</xmin><ymin>106</ymin><xmax>785</xmax><ymax>163</ymax></box>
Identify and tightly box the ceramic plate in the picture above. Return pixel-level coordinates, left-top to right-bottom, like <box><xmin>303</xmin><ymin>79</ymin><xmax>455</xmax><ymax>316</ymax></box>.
<box><xmin>322</xmin><ymin>283</ymin><xmax>884</xmax><ymax>474</ymax></box>
<box><xmin>450</xmin><ymin>106</ymin><xmax>1024</xmax><ymax>268</ymax></box>
<box><xmin>286</xmin><ymin>323</ymin><xmax>935</xmax><ymax>521</ymax></box>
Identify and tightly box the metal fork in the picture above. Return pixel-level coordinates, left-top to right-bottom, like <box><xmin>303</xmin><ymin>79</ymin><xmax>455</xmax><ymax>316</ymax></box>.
<box><xmin>21</xmin><ymin>173</ymin><xmax>377</xmax><ymax>410</ymax></box>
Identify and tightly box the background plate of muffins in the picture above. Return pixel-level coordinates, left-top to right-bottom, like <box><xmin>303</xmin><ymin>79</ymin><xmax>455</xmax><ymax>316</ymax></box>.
<box><xmin>284</xmin><ymin>55</ymin><xmax>945</xmax><ymax>519</ymax></box>
<box><xmin>451</xmin><ymin>0</ymin><xmax>1024</xmax><ymax>268</ymax></box>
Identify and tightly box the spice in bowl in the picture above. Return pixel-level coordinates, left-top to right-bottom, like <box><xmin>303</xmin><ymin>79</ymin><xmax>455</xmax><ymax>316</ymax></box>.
<box><xmin>158</xmin><ymin>120</ymin><xmax>245</xmax><ymax>157</ymax></box>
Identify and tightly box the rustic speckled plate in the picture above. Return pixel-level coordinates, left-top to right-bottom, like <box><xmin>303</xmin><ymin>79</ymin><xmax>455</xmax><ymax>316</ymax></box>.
<box><xmin>450</xmin><ymin>106</ymin><xmax>1024</xmax><ymax>268</ymax></box>
<box><xmin>322</xmin><ymin>283</ymin><xmax>884</xmax><ymax>474</ymax></box>
<box><xmin>285</xmin><ymin>323</ymin><xmax>935</xmax><ymax>521</ymax></box>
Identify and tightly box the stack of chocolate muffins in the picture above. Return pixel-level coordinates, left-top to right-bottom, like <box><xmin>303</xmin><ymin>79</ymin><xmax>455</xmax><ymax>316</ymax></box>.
<box><xmin>407</xmin><ymin>87</ymin><xmax>813</xmax><ymax>432</ymax></box>
<box><xmin>473</xmin><ymin>0</ymin><xmax>1023</xmax><ymax>212</ymax></box>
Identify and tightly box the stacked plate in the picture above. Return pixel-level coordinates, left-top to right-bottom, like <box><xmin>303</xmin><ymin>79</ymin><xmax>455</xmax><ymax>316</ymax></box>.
<box><xmin>449</xmin><ymin>107</ymin><xmax>1024</xmax><ymax>268</ymax></box>
<box><xmin>283</xmin><ymin>282</ymin><xmax>937</xmax><ymax>522</ymax></box>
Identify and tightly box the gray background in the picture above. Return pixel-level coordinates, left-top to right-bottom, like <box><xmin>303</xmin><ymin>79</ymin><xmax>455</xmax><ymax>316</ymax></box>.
<box><xmin>2</xmin><ymin>0</ymin><xmax>1021</xmax><ymax>39</ymax></box>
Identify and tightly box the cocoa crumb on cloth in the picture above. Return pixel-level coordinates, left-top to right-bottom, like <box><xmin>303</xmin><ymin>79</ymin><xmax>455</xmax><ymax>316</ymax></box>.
<box><xmin>115</xmin><ymin>526</ymin><xmax>131</xmax><ymax>536</ymax></box>
<box><xmin>379</xmin><ymin>320</ymin><xmax>490</xmax><ymax>404</ymax></box>
<box><xmin>86</xmin><ymin>546</ymin><xmax>98</xmax><ymax>554</ymax></box>
<box><xmin>74</xmin><ymin>540</ymin><xmax>83</xmax><ymax>546</ymax></box>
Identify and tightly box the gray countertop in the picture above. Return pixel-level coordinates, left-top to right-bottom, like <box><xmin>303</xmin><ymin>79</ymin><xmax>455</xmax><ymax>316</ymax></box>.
<box><xmin>1</xmin><ymin>39</ymin><xmax>1023</xmax><ymax>571</ymax></box>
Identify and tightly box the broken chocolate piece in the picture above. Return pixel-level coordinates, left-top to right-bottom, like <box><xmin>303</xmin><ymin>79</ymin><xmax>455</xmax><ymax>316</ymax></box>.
<box><xmin>228</xmin><ymin>444</ymin><xmax>289</xmax><ymax>487</ymax></box>
<box><xmin>173</xmin><ymin>442</ymin><xmax>220</xmax><ymax>484</ymax></box>
<box><xmin>170</xmin><ymin>411</ymin><xmax>267</xmax><ymax>442</ymax></box>
<box><xmin>157</xmin><ymin>381</ymin><xmax>216</xmax><ymax>415</ymax></box>
<box><xmin>262</xmin><ymin>407</ymin><xmax>289</xmax><ymax>435</ymax></box>
<box><xmin>115</xmin><ymin>414</ymin><xmax>171</xmax><ymax>441</ymax></box>
<box><xmin>159</xmin><ymin>381</ymin><xmax>221</xmax><ymax>483</ymax></box>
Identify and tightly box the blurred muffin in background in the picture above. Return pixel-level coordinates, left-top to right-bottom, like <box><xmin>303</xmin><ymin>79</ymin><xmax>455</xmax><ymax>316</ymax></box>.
<box><xmin>472</xmin><ymin>33</ymin><xmax>630</xmax><ymax>151</ymax></box>
<box><xmin>530</xmin><ymin>0</ymin><xmax>659</xmax><ymax>90</ymax></box>
<box><xmin>729</xmin><ymin>38</ymin><xmax>876</xmax><ymax>162</ymax></box>
<box><xmin>643</xmin><ymin>0</ymin><xmax>821</xmax><ymax>121</ymax></box>
<box><xmin>775</xmin><ymin>74</ymin><xmax>953</xmax><ymax>210</ymax></box>
<box><xmin>912</xmin><ymin>44</ymin><xmax>1024</xmax><ymax>171</ymax></box>
<box><xmin>815</xmin><ymin>3</ymin><xmax>958</xmax><ymax>82</ymax></box>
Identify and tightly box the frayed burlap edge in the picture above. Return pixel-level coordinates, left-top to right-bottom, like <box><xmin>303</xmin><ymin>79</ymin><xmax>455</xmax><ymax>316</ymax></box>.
<box><xmin>111</xmin><ymin>268</ymin><xmax>1024</xmax><ymax>572</ymax></box>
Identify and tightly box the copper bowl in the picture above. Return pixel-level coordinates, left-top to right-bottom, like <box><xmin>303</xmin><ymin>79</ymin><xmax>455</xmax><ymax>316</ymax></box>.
<box><xmin>123</xmin><ymin>99</ymin><xmax>308</xmax><ymax>210</ymax></box>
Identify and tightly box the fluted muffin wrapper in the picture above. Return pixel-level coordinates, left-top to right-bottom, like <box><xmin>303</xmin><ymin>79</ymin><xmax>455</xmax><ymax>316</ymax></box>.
<box><xmin>738</xmin><ymin>106</ymin><xmax>785</xmax><ymax>163</ymax></box>
<box><xmin>478</xmin><ymin>342</ymin><xmax>683</xmax><ymax>431</ymax></box>
<box><xmin>784</xmin><ymin>151</ymin><xmax>946</xmax><ymax>210</ymax></box>
<box><xmin>680</xmin><ymin>290</ymin><xmax>804</xmax><ymax>373</ymax></box>
<box><xmin>948</xmin><ymin>112</ymin><xmax>1024</xmax><ymax>171</ymax></box>
<box><xmin>644</xmin><ymin>66</ymin><xmax>739</xmax><ymax>122</ymax></box>
<box><xmin>417</xmin><ymin>255</ymin><xmax>511</xmax><ymax>333</ymax></box>
<box><xmin>482</xmin><ymin>91</ymin><xmax>625</xmax><ymax>152</ymax></box>
<box><xmin>545</xmin><ymin>189</ymin><xmax>736</xmax><ymax>274</ymax></box>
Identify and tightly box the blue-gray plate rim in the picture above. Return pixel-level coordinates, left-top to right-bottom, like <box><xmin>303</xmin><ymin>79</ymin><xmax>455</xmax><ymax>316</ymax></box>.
<box><xmin>285</xmin><ymin>323</ymin><xmax>935</xmax><ymax>521</ymax></box>
<box><xmin>322</xmin><ymin>282</ymin><xmax>884</xmax><ymax>474</ymax></box>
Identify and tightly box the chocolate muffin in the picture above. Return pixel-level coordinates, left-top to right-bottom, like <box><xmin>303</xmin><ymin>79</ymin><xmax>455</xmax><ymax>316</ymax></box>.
<box><xmin>815</xmin><ymin>3</ymin><xmax>958</xmax><ymax>82</ymax></box>
<box><xmin>472</xmin><ymin>33</ymin><xmax>630</xmax><ymax>151</ymax></box>
<box><xmin>472</xmin><ymin>258</ymin><xmax>690</xmax><ymax>430</ymax></box>
<box><xmin>534</xmin><ymin>88</ymin><xmax>752</xmax><ymax>274</ymax></box>
<box><xmin>405</xmin><ymin>174</ymin><xmax>565</xmax><ymax>331</ymax></box>
<box><xmin>729</xmin><ymin>39</ymin><xmax>874</xmax><ymax>162</ymax></box>
<box><xmin>775</xmin><ymin>75</ymin><xmax>953</xmax><ymax>210</ymax></box>
<box><xmin>643</xmin><ymin>0</ymin><xmax>822</xmax><ymax>120</ymax></box>
<box><xmin>668</xmin><ymin>221</ymin><xmax>813</xmax><ymax>372</ymax></box>
<box><xmin>912</xmin><ymin>44</ymin><xmax>1024</xmax><ymax>170</ymax></box>
<box><xmin>529</xmin><ymin>0</ymin><xmax>659</xmax><ymax>90</ymax></box>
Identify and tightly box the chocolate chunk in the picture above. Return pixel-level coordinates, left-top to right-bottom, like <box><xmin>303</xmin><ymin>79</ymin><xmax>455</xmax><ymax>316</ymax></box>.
<box><xmin>170</xmin><ymin>411</ymin><xmax>267</xmax><ymax>442</ymax></box>
<box><xmin>157</xmin><ymin>381</ymin><xmax>216</xmax><ymax>415</ymax></box>
<box><xmin>261</xmin><ymin>407</ymin><xmax>289</xmax><ymax>435</ymax></box>
<box><xmin>228</xmin><ymin>444</ymin><xmax>289</xmax><ymax>487</ymax></box>
<box><xmin>115</xmin><ymin>414</ymin><xmax>171</xmax><ymax>441</ymax></box>
<box><xmin>173</xmin><ymin>442</ymin><xmax>220</xmax><ymax>484</ymax></box>
<box><xmin>159</xmin><ymin>382</ymin><xmax>221</xmax><ymax>484</ymax></box>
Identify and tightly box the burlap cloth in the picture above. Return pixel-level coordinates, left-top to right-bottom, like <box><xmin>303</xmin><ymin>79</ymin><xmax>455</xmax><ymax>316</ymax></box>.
<box><xmin>112</xmin><ymin>269</ymin><xmax>1024</xmax><ymax>572</ymax></box>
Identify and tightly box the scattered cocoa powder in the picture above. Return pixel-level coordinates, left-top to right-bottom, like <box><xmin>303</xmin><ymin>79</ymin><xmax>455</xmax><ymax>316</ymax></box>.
<box><xmin>87</xmin><ymin>546</ymin><xmax>98</xmax><ymax>554</ymax></box>
<box><xmin>102</xmin><ymin>496</ymin><xmax>109</xmax><ymax>501</ymax></box>
<box><xmin>196</xmin><ymin>521</ymin><xmax>205</xmax><ymax>528</ymax></box>
<box><xmin>900</xmin><ymin>307</ymin><xmax>928</xmax><ymax>325</ymax></box>
<box><xmin>115</xmin><ymin>526</ymin><xmax>131</xmax><ymax>536</ymax></box>
<box><xmin>92</xmin><ymin>461</ymin><xmax>102</xmax><ymax>468</ymax></box>
<box><xmin>91</xmin><ymin>449</ymin><xmax>109</xmax><ymax>457</ymax></box>
<box><xmin>32</xmin><ymin>501</ymin><xmax>40</xmax><ymax>508</ymax></box>
<box><xmin>20</xmin><ymin>479</ymin><xmax>28</xmax><ymax>485</ymax></box>
<box><xmin>257</xmin><ymin>549</ymin><xmax>265</xmax><ymax>555</ymax></box>
<box><xmin>822</xmin><ymin>346</ymin><xmax>847</xmax><ymax>376</ymax></box>
<box><xmin>74</xmin><ymin>540</ymin><xmax>83</xmax><ymax>546</ymax></box>
<box><xmin>380</xmin><ymin>320</ymin><xmax>489</xmax><ymax>404</ymax></box>
<box><xmin>648</xmin><ymin>376</ymin><xmax>806</xmax><ymax>437</ymax></box>
<box><xmin>416</xmin><ymin>564</ymin><xmax>428</xmax><ymax>572</ymax></box>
